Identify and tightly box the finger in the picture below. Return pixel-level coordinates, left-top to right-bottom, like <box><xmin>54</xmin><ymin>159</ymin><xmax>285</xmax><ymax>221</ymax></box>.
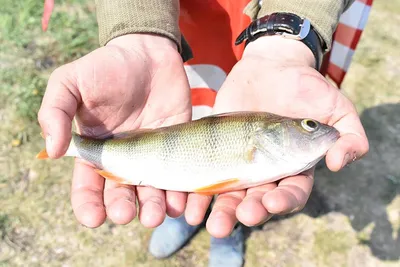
<box><xmin>327</xmin><ymin>101</ymin><xmax>369</xmax><ymax>171</ymax></box>
<box><xmin>38</xmin><ymin>64</ymin><xmax>81</xmax><ymax>158</ymax></box>
<box><xmin>184</xmin><ymin>193</ymin><xmax>213</xmax><ymax>226</ymax></box>
<box><xmin>71</xmin><ymin>159</ymin><xmax>106</xmax><ymax>228</ymax></box>
<box><xmin>136</xmin><ymin>186</ymin><xmax>166</xmax><ymax>228</ymax></box>
<box><xmin>206</xmin><ymin>190</ymin><xmax>246</xmax><ymax>238</ymax></box>
<box><xmin>262</xmin><ymin>171</ymin><xmax>314</xmax><ymax>215</ymax></box>
<box><xmin>103</xmin><ymin>180</ymin><xmax>137</xmax><ymax>225</ymax></box>
<box><xmin>326</xmin><ymin>133</ymin><xmax>369</xmax><ymax>172</ymax></box>
<box><xmin>165</xmin><ymin>191</ymin><xmax>188</xmax><ymax>218</ymax></box>
<box><xmin>236</xmin><ymin>183</ymin><xmax>277</xmax><ymax>226</ymax></box>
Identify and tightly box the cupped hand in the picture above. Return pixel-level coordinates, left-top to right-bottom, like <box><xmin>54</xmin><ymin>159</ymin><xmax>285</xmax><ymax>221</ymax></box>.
<box><xmin>184</xmin><ymin>36</ymin><xmax>369</xmax><ymax>237</ymax></box>
<box><xmin>38</xmin><ymin>34</ymin><xmax>192</xmax><ymax>228</ymax></box>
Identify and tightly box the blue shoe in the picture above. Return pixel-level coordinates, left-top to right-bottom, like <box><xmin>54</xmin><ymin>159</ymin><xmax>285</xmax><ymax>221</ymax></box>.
<box><xmin>148</xmin><ymin>215</ymin><xmax>202</xmax><ymax>259</ymax></box>
<box><xmin>208</xmin><ymin>224</ymin><xmax>245</xmax><ymax>267</ymax></box>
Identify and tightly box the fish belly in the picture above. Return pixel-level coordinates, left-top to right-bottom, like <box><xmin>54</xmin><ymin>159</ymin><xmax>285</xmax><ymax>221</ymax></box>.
<box><xmin>99</xmin><ymin>152</ymin><xmax>308</xmax><ymax>192</ymax></box>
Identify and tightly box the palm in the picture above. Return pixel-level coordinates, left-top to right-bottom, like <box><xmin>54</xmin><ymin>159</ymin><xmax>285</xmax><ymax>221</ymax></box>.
<box><xmin>214</xmin><ymin>58</ymin><xmax>368</xmax><ymax>171</ymax></box>
<box><xmin>214</xmin><ymin>59</ymin><xmax>339</xmax><ymax>123</ymax></box>
<box><xmin>39</xmin><ymin>36</ymin><xmax>192</xmax><ymax>228</ymax></box>
<box><xmin>187</xmin><ymin>56</ymin><xmax>369</xmax><ymax>237</ymax></box>
<box><xmin>72</xmin><ymin>45</ymin><xmax>191</xmax><ymax>138</ymax></box>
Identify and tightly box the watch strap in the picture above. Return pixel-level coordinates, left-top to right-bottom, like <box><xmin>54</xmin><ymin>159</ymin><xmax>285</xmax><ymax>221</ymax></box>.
<box><xmin>235</xmin><ymin>12</ymin><xmax>324</xmax><ymax>70</ymax></box>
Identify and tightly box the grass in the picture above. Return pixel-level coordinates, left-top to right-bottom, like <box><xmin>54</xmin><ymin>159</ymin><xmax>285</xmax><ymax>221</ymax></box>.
<box><xmin>342</xmin><ymin>0</ymin><xmax>400</xmax><ymax>112</ymax></box>
<box><xmin>0</xmin><ymin>0</ymin><xmax>399</xmax><ymax>266</ymax></box>
<box><xmin>0</xmin><ymin>0</ymin><xmax>98</xmax><ymax>120</ymax></box>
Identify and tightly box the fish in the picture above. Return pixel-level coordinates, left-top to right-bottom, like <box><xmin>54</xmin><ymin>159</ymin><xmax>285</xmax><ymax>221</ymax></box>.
<box><xmin>36</xmin><ymin>111</ymin><xmax>340</xmax><ymax>195</ymax></box>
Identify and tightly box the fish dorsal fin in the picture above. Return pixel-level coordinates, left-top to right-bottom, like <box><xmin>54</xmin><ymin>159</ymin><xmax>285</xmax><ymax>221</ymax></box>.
<box><xmin>105</xmin><ymin>128</ymin><xmax>156</xmax><ymax>140</ymax></box>
<box><xmin>71</xmin><ymin>128</ymin><xmax>159</xmax><ymax>141</ymax></box>
<box><xmin>202</xmin><ymin>111</ymin><xmax>257</xmax><ymax>118</ymax></box>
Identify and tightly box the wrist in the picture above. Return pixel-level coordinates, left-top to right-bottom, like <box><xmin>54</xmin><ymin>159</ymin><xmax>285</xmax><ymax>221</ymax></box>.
<box><xmin>243</xmin><ymin>35</ymin><xmax>316</xmax><ymax>68</ymax></box>
<box><xmin>107</xmin><ymin>33</ymin><xmax>178</xmax><ymax>51</ymax></box>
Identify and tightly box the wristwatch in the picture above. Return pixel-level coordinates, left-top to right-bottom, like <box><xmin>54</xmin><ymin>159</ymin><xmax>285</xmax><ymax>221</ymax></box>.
<box><xmin>235</xmin><ymin>12</ymin><xmax>325</xmax><ymax>70</ymax></box>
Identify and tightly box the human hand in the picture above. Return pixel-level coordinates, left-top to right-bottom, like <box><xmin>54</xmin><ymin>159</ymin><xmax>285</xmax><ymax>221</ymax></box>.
<box><xmin>183</xmin><ymin>36</ymin><xmax>369</xmax><ymax>237</ymax></box>
<box><xmin>38</xmin><ymin>34</ymin><xmax>191</xmax><ymax>228</ymax></box>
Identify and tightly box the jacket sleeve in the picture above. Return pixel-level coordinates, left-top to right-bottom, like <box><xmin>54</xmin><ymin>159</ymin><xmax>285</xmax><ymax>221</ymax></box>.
<box><xmin>95</xmin><ymin>0</ymin><xmax>186</xmax><ymax>53</ymax></box>
<box><xmin>256</xmin><ymin>0</ymin><xmax>356</xmax><ymax>52</ymax></box>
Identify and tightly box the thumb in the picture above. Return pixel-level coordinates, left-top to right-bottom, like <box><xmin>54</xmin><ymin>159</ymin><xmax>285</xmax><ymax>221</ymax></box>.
<box><xmin>38</xmin><ymin>64</ymin><xmax>81</xmax><ymax>158</ymax></box>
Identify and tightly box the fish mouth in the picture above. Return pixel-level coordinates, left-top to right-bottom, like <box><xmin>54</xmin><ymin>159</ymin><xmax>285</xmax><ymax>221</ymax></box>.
<box><xmin>313</xmin><ymin>125</ymin><xmax>340</xmax><ymax>144</ymax></box>
<box><xmin>310</xmin><ymin>126</ymin><xmax>340</xmax><ymax>156</ymax></box>
<box><xmin>320</xmin><ymin>128</ymin><xmax>341</xmax><ymax>155</ymax></box>
<box><xmin>329</xmin><ymin>127</ymin><xmax>341</xmax><ymax>143</ymax></box>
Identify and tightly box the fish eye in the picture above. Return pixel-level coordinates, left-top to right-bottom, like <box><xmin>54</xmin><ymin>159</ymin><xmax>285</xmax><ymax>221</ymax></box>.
<box><xmin>301</xmin><ymin>119</ymin><xmax>319</xmax><ymax>132</ymax></box>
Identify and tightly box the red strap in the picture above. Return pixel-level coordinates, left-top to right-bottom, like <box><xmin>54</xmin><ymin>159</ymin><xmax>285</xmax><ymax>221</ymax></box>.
<box><xmin>42</xmin><ymin>0</ymin><xmax>54</xmax><ymax>31</ymax></box>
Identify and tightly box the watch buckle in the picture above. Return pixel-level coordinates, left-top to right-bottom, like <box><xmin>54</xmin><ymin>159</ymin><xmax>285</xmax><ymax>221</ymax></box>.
<box><xmin>281</xmin><ymin>18</ymin><xmax>311</xmax><ymax>40</ymax></box>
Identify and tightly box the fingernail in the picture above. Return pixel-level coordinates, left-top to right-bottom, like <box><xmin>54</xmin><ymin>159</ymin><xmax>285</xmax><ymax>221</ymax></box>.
<box><xmin>212</xmin><ymin>210</ymin><xmax>225</xmax><ymax>219</ymax></box>
<box><xmin>342</xmin><ymin>153</ymin><xmax>350</xmax><ymax>168</ymax></box>
<box><xmin>254</xmin><ymin>214</ymin><xmax>274</xmax><ymax>227</ymax></box>
<box><xmin>46</xmin><ymin>134</ymin><xmax>53</xmax><ymax>157</ymax></box>
<box><xmin>144</xmin><ymin>199</ymin><xmax>163</xmax><ymax>214</ymax></box>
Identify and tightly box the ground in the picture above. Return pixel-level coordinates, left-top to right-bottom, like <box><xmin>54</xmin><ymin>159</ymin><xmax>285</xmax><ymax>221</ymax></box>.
<box><xmin>0</xmin><ymin>0</ymin><xmax>399</xmax><ymax>266</ymax></box>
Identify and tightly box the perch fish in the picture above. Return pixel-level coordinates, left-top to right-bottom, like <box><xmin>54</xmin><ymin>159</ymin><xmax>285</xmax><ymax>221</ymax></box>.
<box><xmin>36</xmin><ymin>112</ymin><xmax>340</xmax><ymax>195</ymax></box>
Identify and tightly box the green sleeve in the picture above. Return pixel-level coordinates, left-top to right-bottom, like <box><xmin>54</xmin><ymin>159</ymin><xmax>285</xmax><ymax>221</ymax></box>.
<box><xmin>95</xmin><ymin>0</ymin><xmax>354</xmax><ymax>60</ymax></box>
<box><xmin>256</xmin><ymin>0</ymin><xmax>356</xmax><ymax>52</ymax></box>
<box><xmin>95</xmin><ymin>0</ymin><xmax>192</xmax><ymax>59</ymax></box>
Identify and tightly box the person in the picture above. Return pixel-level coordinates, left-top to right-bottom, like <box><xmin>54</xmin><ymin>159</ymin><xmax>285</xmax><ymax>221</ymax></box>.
<box><xmin>38</xmin><ymin>0</ymin><xmax>370</xmax><ymax>266</ymax></box>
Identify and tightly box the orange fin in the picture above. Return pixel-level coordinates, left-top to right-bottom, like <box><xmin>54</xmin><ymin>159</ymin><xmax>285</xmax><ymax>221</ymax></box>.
<box><xmin>94</xmin><ymin>169</ymin><xmax>132</xmax><ymax>184</ymax></box>
<box><xmin>194</xmin><ymin>178</ymin><xmax>241</xmax><ymax>195</ymax></box>
<box><xmin>36</xmin><ymin>149</ymin><xmax>49</xmax><ymax>159</ymax></box>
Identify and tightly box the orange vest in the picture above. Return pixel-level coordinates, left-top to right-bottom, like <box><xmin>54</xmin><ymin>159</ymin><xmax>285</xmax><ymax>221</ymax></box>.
<box><xmin>178</xmin><ymin>0</ymin><xmax>373</xmax><ymax>119</ymax></box>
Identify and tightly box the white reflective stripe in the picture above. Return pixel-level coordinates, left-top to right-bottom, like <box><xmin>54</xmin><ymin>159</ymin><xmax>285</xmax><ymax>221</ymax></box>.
<box><xmin>339</xmin><ymin>1</ymin><xmax>371</xmax><ymax>30</ymax></box>
<box><xmin>330</xmin><ymin>41</ymin><xmax>355</xmax><ymax>71</ymax></box>
<box><xmin>184</xmin><ymin>64</ymin><xmax>227</xmax><ymax>91</ymax></box>
<box><xmin>192</xmin><ymin>105</ymin><xmax>213</xmax><ymax>120</ymax></box>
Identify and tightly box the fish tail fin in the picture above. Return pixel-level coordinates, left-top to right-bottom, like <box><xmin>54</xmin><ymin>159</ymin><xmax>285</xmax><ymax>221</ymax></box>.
<box><xmin>37</xmin><ymin>132</ymin><xmax>49</xmax><ymax>159</ymax></box>
<box><xmin>36</xmin><ymin>149</ymin><xmax>49</xmax><ymax>159</ymax></box>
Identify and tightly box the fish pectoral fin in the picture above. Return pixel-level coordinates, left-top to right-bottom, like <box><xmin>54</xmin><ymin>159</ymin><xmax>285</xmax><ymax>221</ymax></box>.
<box><xmin>247</xmin><ymin>128</ymin><xmax>278</xmax><ymax>161</ymax></box>
<box><xmin>245</xmin><ymin>146</ymin><xmax>257</xmax><ymax>163</ymax></box>
<box><xmin>94</xmin><ymin>169</ymin><xmax>133</xmax><ymax>185</ymax></box>
<box><xmin>194</xmin><ymin>178</ymin><xmax>241</xmax><ymax>195</ymax></box>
